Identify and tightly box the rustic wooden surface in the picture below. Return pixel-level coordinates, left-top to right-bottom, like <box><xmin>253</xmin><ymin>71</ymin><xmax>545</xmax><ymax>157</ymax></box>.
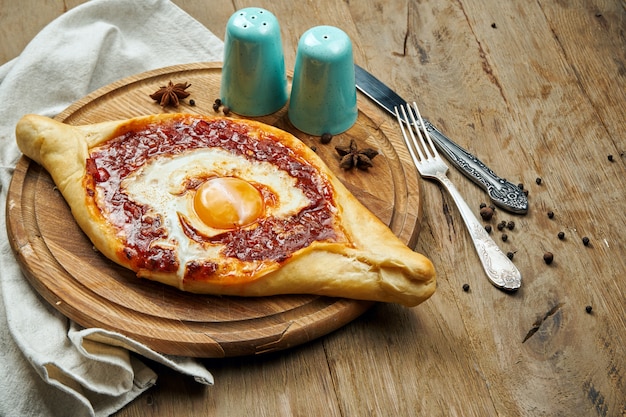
<box><xmin>2</xmin><ymin>1</ymin><xmax>625</xmax><ymax>416</ymax></box>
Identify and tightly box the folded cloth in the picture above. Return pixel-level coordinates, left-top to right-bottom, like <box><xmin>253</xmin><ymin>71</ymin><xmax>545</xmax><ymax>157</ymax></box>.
<box><xmin>0</xmin><ymin>0</ymin><xmax>224</xmax><ymax>415</ymax></box>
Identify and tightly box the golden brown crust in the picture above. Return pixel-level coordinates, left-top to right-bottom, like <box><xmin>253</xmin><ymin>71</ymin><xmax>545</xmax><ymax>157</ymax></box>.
<box><xmin>15</xmin><ymin>114</ymin><xmax>128</xmax><ymax>269</ymax></box>
<box><xmin>15</xmin><ymin>113</ymin><xmax>436</xmax><ymax>306</ymax></box>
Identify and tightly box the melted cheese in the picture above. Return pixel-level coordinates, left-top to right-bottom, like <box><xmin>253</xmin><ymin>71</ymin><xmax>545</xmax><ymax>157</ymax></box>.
<box><xmin>119</xmin><ymin>147</ymin><xmax>311</xmax><ymax>278</ymax></box>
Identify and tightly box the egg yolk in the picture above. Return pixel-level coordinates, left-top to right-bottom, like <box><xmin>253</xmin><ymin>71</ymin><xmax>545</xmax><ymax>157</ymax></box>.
<box><xmin>193</xmin><ymin>177</ymin><xmax>264</xmax><ymax>229</ymax></box>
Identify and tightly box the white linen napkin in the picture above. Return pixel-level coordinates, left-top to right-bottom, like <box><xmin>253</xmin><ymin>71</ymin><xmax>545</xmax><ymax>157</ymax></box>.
<box><xmin>0</xmin><ymin>0</ymin><xmax>224</xmax><ymax>416</ymax></box>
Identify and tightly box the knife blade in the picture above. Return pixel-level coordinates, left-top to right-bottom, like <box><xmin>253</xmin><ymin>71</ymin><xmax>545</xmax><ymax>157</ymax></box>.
<box><xmin>354</xmin><ymin>64</ymin><xmax>528</xmax><ymax>214</ymax></box>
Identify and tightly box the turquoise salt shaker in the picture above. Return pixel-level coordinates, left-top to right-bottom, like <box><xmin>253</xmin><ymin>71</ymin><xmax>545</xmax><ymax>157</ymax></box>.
<box><xmin>220</xmin><ymin>8</ymin><xmax>288</xmax><ymax>116</ymax></box>
<box><xmin>288</xmin><ymin>26</ymin><xmax>358</xmax><ymax>135</ymax></box>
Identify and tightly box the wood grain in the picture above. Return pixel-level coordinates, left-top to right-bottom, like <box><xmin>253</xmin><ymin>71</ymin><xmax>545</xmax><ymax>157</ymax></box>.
<box><xmin>6</xmin><ymin>62</ymin><xmax>422</xmax><ymax>357</ymax></box>
<box><xmin>2</xmin><ymin>0</ymin><xmax>625</xmax><ymax>416</ymax></box>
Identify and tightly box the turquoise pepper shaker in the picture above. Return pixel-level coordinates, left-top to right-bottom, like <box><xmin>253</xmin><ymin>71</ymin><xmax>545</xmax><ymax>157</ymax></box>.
<box><xmin>220</xmin><ymin>8</ymin><xmax>288</xmax><ymax>116</ymax></box>
<box><xmin>288</xmin><ymin>26</ymin><xmax>358</xmax><ymax>135</ymax></box>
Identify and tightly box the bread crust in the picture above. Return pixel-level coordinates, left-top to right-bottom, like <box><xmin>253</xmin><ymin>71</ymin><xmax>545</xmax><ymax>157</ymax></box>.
<box><xmin>15</xmin><ymin>113</ymin><xmax>435</xmax><ymax>306</ymax></box>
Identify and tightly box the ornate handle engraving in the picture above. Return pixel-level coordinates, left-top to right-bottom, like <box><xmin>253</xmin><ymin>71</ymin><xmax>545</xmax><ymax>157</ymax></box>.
<box><xmin>439</xmin><ymin>174</ymin><xmax>522</xmax><ymax>290</ymax></box>
<box><xmin>423</xmin><ymin>120</ymin><xmax>529</xmax><ymax>214</ymax></box>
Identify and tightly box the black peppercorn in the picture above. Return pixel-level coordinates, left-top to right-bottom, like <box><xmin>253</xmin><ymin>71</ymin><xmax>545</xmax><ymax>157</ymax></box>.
<box><xmin>536</xmin><ymin>177</ymin><xmax>542</xmax><ymax>185</ymax></box>
<box><xmin>543</xmin><ymin>252</ymin><xmax>554</xmax><ymax>264</ymax></box>
<box><xmin>485</xmin><ymin>225</ymin><xmax>492</xmax><ymax>233</ymax></box>
<box><xmin>582</xmin><ymin>236</ymin><xmax>590</xmax><ymax>246</ymax></box>
<box><xmin>479</xmin><ymin>206</ymin><xmax>494</xmax><ymax>220</ymax></box>
<box><xmin>608</xmin><ymin>154</ymin><xmax>614</xmax><ymax>162</ymax></box>
<box><xmin>547</xmin><ymin>211</ymin><xmax>554</xmax><ymax>219</ymax></box>
<box><xmin>479</xmin><ymin>202</ymin><xmax>487</xmax><ymax>209</ymax></box>
<box><xmin>518</xmin><ymin>183</ymin><xmax>524</xmax><ymax>190</ymax></box>
<box><xmin>507</xmin><ymin>221</ymin><xmax>515</xmax><ymax>230</ymax></box>
<box><xmin>585</xmin><ymin>305</ymin><xmax>593</xmax><ymax>314</ymax></box>
<box><xmin>489</xmin><ymin>204</ymin><xmax>496</xmax><ymax>211</ymax></box>
<box><xmin>501</xmin><ymin>233</ymin><xmax>508</xmax><ymax>242</ymax></box>
<box><xmin>212</xmin><ymin>102</ymin><xmax>220</xmax><ymax>112</ymax></box>
<box><xmin>214</xmin><ymin>98</ymin><xmax>222</xmax><ymax>106</ymax></box>
<box><xmin>523</xmin><ymin>190</ymin><xmax>529</xmax><ymax>196</ymax></box>
<box><xmin>320</xmin><ymin>132</ymin><xmax>333</xmax><ymax>144</ymax></box>
<box><xmin>497</xmin><ymin>221</ymin><xmax>506</xmax><ymax>231</ymax></box>
<box><xmin>189</xmin><ymin>99</ymin><xmax>196</xmax><ymax>106</ymax></box>
<box><xmin>462</xmin><ymin>283</ymin><xmax>470</xmax><ymax>292</ymax></box>
<box><xmin>507</xmin><ymin>251</ymin><xmax>514</xmax><ymax>260</ymax></box>
<box><xmin>558</xmin><ymin>231</ymin><xmax>565</xmax><ymax>240</ymax></box>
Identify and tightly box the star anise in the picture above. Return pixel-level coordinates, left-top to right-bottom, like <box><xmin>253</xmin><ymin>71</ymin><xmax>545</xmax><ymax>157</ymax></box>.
<box><xmin>335</xmin><ymin>139</ymin><xmax>379</xmax><ymax>170</ymax></box>
<box><xmin>149</xmin><ymin>81</ymin><xmax>191</xmax><ymax>107</ymax></box>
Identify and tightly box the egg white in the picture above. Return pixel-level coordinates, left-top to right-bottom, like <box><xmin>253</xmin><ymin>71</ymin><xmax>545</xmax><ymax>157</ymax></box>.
<box><xmin>118</xmin><ymin>147</ymin><xmax>311</xmax><ymax>277</ymax></box>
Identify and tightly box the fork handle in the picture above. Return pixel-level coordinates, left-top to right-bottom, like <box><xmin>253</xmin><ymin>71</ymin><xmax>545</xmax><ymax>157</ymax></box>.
<box><xmin>437</xmin><ymin>173</ymin><xmax>522</xmax><ymax>290</ymax></box>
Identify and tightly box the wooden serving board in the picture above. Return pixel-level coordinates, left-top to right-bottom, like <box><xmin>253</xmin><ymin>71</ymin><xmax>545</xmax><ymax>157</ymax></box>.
<box><xmin>6</xmin><ymin>62</ymin><xmax>423</xmax><ymax>357</ymax></box>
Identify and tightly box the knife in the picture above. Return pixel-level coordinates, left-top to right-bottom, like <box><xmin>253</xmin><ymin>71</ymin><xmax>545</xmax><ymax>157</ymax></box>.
<box><xmin>354</xmin><ymin>64</ymin><xmax>528</xmax><ymax>214</ymax></box>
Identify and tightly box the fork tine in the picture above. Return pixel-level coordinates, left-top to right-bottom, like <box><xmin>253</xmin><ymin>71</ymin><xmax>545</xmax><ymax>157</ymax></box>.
<box><xmin>402</xmin><ymin>104</ymin><xmax>428</xmax><ymax>161</ymax></box>
<box><xmin>408</xmin><ymin>102</ymin><xmax>439</xmax><ymax>159</ymax></box>
<box><xmin>395</xmin><ymin>105</ymin><xmax>425</xmax><ymax>167</ymax></box>
<box><xmin>403</xmin><ymin>103</ymin><xmax>430</xmax><ymax>160</ymax></box>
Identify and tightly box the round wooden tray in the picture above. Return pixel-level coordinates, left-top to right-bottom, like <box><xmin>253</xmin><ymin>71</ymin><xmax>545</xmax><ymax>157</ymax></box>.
<box><xmin>6</xmin><ymin>62</ymin><xmax>422</xmax><ymax>357</ymax></box>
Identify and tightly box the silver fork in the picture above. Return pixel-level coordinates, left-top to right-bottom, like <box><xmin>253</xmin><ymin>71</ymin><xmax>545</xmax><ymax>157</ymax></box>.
<box><xmin>395</xmin><ymin>102</ymin><xmax>521</xmax><ymax>291</ymax></box>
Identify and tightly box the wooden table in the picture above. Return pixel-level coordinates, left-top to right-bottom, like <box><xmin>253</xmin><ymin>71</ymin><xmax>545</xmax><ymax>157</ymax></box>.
<box><xmin>2</xmin><ymin>1</ymin><xmax>625</xmax><ymax>416</ymax></box>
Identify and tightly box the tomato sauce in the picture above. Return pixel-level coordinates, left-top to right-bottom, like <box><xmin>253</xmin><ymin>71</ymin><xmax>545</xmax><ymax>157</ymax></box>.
<box><xmin>85</xmin><ymin>116</ymin><xmax>341</xmax><ymax>274</ymax></box>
